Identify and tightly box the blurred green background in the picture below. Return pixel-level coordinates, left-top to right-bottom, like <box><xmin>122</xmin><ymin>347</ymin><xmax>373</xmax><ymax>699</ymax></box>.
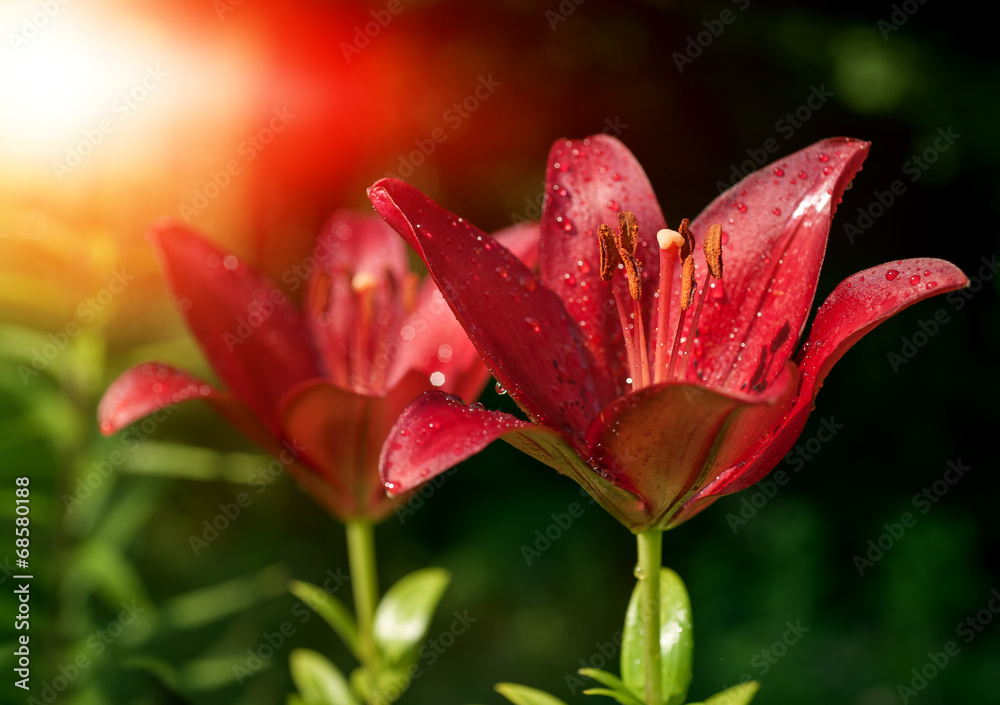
<box><xmin>1</xmin><ymin>0</ymin><xmax>997</xmax><ymax>703</ymax></box>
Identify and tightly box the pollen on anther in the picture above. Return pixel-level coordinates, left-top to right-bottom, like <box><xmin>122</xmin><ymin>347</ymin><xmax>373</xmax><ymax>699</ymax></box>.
<box><xmin>598</xmin><ymin>224</ymin><xmax>617</xmax><ymax>280</ymax></box>
<box><xmin>680</xmin><ymin>256</ymin><xmax>696</xmax><ymax>310</ymax></box>
<box><xmin>703</xmin><ymin>224</ymin><xmax>724</xmax><ymax>279</ymax></box>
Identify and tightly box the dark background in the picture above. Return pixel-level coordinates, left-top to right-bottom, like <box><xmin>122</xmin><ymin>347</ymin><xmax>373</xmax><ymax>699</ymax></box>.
<box><xmin>1</xmin><ymin>0</ymin><xmax>997</xmax><ymax>703</ymax></box>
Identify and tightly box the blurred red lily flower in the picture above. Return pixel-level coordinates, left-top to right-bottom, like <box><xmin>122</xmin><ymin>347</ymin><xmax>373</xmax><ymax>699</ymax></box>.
<box><xmin>98</xmin><ymin>212</ymin><xmax>539</xmax><ymax>521</ymax></box>
<box><xmin>371</xmin><ymin>136</ymin><xmax>968</xmax><ymax>532</ymax></box>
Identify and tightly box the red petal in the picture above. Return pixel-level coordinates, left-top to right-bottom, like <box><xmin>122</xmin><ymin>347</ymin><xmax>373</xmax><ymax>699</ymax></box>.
<box><xmin>304</xmin><ymin>212</ymin><xmax>412</xmax><ymax>394</ymax></box>
<box><xmin>675</xmin><ymin>258</ymin><xmax>968</xmax><ymax>522</ymax></box>
<box><xmin>98</xmin><ymin>362</ymin><xmax>216</xmax><ymax>434</ymax></box>
<box><xmin>279</xmin><ymin>373</ymin><xmax>431</xmax><ymax>521</ymax></box>
<box><xmin>150</xmin><ymin>221</ymin><xmax>322</xmax><ymax>429</ymax></box>
<box><xmin>584</xmin><ymin>364</ymin><xmax>797</xmax><ymax>526</ymax></box>
<box><xmin>98</xmin><ymin>361</ymin><xmax>277</xmax><ymax>452</ymax></box>
<box><xmin>387</xmin><ymin>221</ymin><xmax>542</xmax><ymax>400</ymax></box>
<box><xmin>378</xmin><ymin>391</ymin><xmax>532</xmax><ymax>495</ymax></box>
<box><xmin>381</xmin><ymin>391</ymin><xmax>651</xmax><ymax>530</ymax></box>
<box><xmin>314</xmin><ymin>210</ymin><xmax>409</xmax><ymax>282</ymax></box>
<box><xmin>368</xmin><ymin>179</ymin><xmax>614</xmax><ymax>437</ymax></box>
<box><xmin>542</xmin><ymin>135</ymin><xmax>667</xmax><ymax>393</ymax></box>
<box><xmin>689</xmin><ymin>137</ymin><xmax>869</xmax><ymax>392</ymax></box>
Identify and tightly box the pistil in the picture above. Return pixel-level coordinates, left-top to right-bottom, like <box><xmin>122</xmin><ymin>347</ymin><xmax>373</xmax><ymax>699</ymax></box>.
<box><xmin>653</xmin><ymin>227</ymin><xmax>684</xmax><ymax>384</ymax></box>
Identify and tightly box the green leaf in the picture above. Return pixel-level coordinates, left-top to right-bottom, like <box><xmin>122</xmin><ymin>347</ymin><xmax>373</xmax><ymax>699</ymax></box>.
<box><xmin>690</xmin><ymin>681</ymin><xmax>760</xmax><ymax>705</ymax></box>
<box><xmin>373</xmin><ymin>567</ymin><xmax>450</xmax><ymax>665</ymax></box>
<box><xmin>582</xmin><ymin>688</ymin><xmax>645</xmax><ymax>705</ymax></box>
<box><xmin>494</xmin><ymin>682</ymin><xmax>570</xmax><ymax>705</ymax></box>
<box><xmin>578</xmin><ymin>668</ymin><xmax>626</xmax><ymax>690</ymax></box>
<box><xmin>350</xmin><ymin>665</ymin><xmax>412</xmax><ymax>704</ymax></box>
<box><xmin>621</xmin><ymin>567</ymin><xmax>693</xmax><ymax>705</ymax></box>
<box><xmin>289</xmin><ymin>649</ymin><xmax>359</xmax><ymax>705</ymax></box>
<box><xmin>289</xmin><ymin>580</ymin><xmax>360</xmax><ymax>657</ymax></box>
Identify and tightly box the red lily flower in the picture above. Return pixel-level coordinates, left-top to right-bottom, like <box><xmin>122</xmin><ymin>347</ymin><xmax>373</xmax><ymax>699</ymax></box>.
<box><xmin>370</xmin><ymin>136</ymin><xmax>968</xmax><ymax>532</ymax></box>
<box><xmin>97</xmin><ymin>212</ymin><xmax>539</xmax><ymax>521</ymax></box>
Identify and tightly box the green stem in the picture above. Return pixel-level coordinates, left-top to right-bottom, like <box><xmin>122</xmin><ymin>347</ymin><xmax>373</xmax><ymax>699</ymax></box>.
<box><xmin>637</xmin><ymin>529</ymin><xmax>663</xmax><ymax>705</ymax></box>
<box><xmin>347</xmin><ymin>519</ymin><xmax>381</xmax><ymax>680</ymax></box>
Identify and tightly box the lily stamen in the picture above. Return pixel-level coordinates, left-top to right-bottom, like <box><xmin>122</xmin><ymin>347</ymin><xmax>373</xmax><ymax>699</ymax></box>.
<box><xmin>599</xmin><ymin>212</ymin><xmax>648</xmax><ymax>391</ymax></box>
<box><xmin>665</xmin><ymin>219</ymin><xmax>696</xmax><ymax>381</ymax></box>
<box><xmin>679</xmin><ymin>223</ymin><xmax>724</xmax><ymax>381</ymax></box>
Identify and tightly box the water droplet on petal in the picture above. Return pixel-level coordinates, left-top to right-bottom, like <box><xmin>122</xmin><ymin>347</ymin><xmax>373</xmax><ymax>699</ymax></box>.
<box><xmin>885</xmin><ymin>269</ymin><xmax>899</xmax><ymax>281</ymax></box>
<box><xmin>773</xmin><ymin>167</ymin><xmax>784</xmax><ymax>177</ymax></box>
<box><xmin>909</xmin><ymin>274</ymin><xmax>921</xmax><ymax>285</ymax></box>
<box><xmin>470</xmin><ymin>402</ymin><xmax>485</xmax><ymax>411</ymax></box>
<box><xmin>772</xmin><ymin>207</ymin><xmax>781</xmax><ymax>216</ymax></box>
<box><xmin>818</xmin><ymin>153</ymin><xmax>829</xmax><ymax>162</ymax></box>
<box><xmin>495</xmin><ymin>382</ymin><xmax>507</xmax><ymax>395</ymax></box>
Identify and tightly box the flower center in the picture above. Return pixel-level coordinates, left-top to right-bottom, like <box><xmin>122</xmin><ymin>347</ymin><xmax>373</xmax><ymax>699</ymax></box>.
<box><xmin>598</xmin><ymin>212</ymin><xmax>724</xmax><ymax>392</ymax></box>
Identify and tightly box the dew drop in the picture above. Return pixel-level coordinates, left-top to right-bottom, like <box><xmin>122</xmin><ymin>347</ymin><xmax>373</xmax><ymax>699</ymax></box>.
<box><xmin>818</xmin><ymin>153</ymin><xmax>829</xmax><ymax>162</ymax></box>
<box><xmin>773</xmin><ymin>167</ymin><xmax>785</xmax><ymax>177</ymax></box>
<box><xmin>633</xmin><ymin>564</ymin><xmax>643</xmax><ymax>579</ymax></box>
<box><xmin>495</xmin><ymin>382</ymin><xmax>508</xmax><ymax>395</ymax></box>
<box><xmin>577</xmin><ymin>259</ymin><xmax>591</xmax><ymax>274</ymax></box>
<box><xmin>736</xmin><ymin>202</ymin><xmax>747</xmax><ymax>213</ymax></box>
<box><xmin>885</xmin><ymin>269</ymin><xmax>899</xmax><ymax>281</ymax></box>
<box><xmin>525</xmin><ymin>316</ymin><xmax>541</xmax><ymax>332</ymax></box>
<box><xmin>470</xmin><ymin>402</ymin><xmax>486</xmax><ymax>411</ymax></box>
<box><xmin>798</xmin><ymin>170</ymin><xmax>807</xmax><ymax>179</ymax></box>
<box><xmin>822</xmin><ymin>166</ymin><xmax>832</xmax><ymax>176</ymax></box>
<box><xmin>772</xmin><ymin>207</ymin><xmax>781</xmax><ymax>216</ymax></box>
<box><xmin>909</xmin><ymin>274</ymin><xmax>921</xmax><ymax>285</ymax></box>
